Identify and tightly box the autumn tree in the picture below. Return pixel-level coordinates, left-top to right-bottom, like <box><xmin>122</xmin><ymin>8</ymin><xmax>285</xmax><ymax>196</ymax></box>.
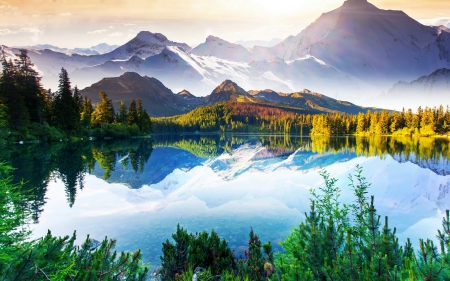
<box><xmin>91</xmin><ymin>91</ymin><xmax>115</xmax><ymax>128</ymax></box>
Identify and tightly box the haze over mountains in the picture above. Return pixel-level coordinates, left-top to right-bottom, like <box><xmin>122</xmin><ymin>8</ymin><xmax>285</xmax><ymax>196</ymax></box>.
<box><xmin>80</xmin><ymin>72</ymin><xmax>375</xmax><ymax>117</ymax></box>
<box><xmin>2</xmin><ymin>0</ymin><xmax>450</xmax><ymax>109</ymax></box>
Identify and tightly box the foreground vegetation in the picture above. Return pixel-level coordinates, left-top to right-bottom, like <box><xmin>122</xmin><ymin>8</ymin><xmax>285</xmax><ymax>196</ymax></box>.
<box><xmin>0</xmin><ymin>161</ymin><xmax>149</xmax><ymax>280</ymax></box>
<box><xmin>0</xmin><ymin>50</ymin><xmax>151</xmax><ymax>142</ymax></box>
<box><xmin>5</xmin><ymin>154</ymin><xmax>450</xmax><ymax>280</ymax></box>
<box><xmin>158</xmin><ymin>165</ymin><xmax>450</xmax><ymax>281</ymax></box>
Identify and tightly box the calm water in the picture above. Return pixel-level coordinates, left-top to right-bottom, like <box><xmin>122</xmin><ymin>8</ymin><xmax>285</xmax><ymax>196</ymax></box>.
<box><xmin>3</xmin><ymin>135</ymin><xmax>450</xmax><ymax>270</ymax></box>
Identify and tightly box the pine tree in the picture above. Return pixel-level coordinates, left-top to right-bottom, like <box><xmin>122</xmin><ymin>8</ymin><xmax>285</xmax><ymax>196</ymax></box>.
<box><xmin>0</xmin><ymin>51</ymin><xmax>29</xmax><ymax>130</ymax></box>
<box><xmin>14</xmin><ymin>49</ymin><xmax>46</xmax><ymax>124</ymax></box>
<box><xmin>128</xmin><ymin>99</ymin><xmax>138</xmax><ymax>126</ymax></box>
<box><xmin>80</xmin><ymin>96</ymin><xmax>93</xmax><ymax>128</ymax></box>
<box><xmin>91</xmin><ymin>91</ymin><xmax>114</xmax><ymax>128</ymax></box>
<box><xmin>51</xmin><ymin>68</ymin><xmax>81</xmax><ymax>135</ymax></box>
<box><xmin>117</xmin><ymin>101</ymin><xmax>128</xmax><ymax>124</ymax></box>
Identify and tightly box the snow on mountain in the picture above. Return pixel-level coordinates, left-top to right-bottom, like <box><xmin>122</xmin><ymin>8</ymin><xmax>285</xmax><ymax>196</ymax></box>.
<box><xmin>251</xmin><ymin>0</ymin><xmax>450</xmax><ymax>93</ymax></box>
<box><xmin>4</xmin><ymin>0</ymin><xmax>450</xmax><ymax>107</ymax></box>
<box><xmin>98</xmin><ymin>31</ymin><xmax>191</xmax><ymax>62</ymax></box>
<box><xmin>420</xmin><ymin>17</ymin><xmax>450</xmax><ymax>29</ymax></box>
<box><xmin>235</xmin><ymin>38</ymin><xmax>283</xmax><ymax>49</ymax></box>
<box><xmin>1</xmin><ymin>31</ymin><xmax>192</xmax><ymax>90</ymax></box>
<box><xmin>192</xmin><ymin>36</ymin><xmax>254</xmax><ymax>63</ymax></box>
<box><xmin>28</xmin><ymin>43</ymin><xmax>119</xmax><ymax>55</ymax></box>
<box><xmin>118</xmin><ymin>146</ymin><xmax>450</xmax><ymax>238</ymax></box>
<box><xmin>384</xmin><ymin>68</ymin><xmax>450</xmax><ymax>109</ymax></box>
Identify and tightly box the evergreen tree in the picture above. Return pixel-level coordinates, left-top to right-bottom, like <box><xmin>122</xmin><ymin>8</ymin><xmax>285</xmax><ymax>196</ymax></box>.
<box><xmin>14</xmin><ymin>49</ymin><xmax>46</xmax><ymax>124</ymax></box>
<box><xmin>51</xmin><ymin>68</ymin><xmax>81</xmax><ymax>135</ymax></box>
<box><xmin>128</xmin><ymin>99</ymin><xmax>138</xmax><ymax>126</ymax></box>
<box><xmin>0</xmin><ymin>51</ymin><xmax>29</xmax><ymax>130</ymax></box>
<box><xmin>80</xmin><ymin>96</ymin><xmax>93</xmax><ymax>128</ymax></box>
<box><xmin>136</xmin><ymin>99</ymin><xmax>152</xmax><ymax>134</ymax></box>
<box><xmin>117</xmin><ymin>101</ymin><xmax>128</xmax><ymax>124</ymax></box>
<box><xmin>91</xmin><ymin>91</ymin><xmax>114</xmax><ymax>128</ymax></box>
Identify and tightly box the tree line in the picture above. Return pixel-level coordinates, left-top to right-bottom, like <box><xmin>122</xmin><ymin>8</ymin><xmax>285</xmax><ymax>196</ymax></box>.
<box><xmin>152</xmin><ymin>101</ymin><xmax>450</xmax><ymax>137</ymax></box>
<box><xmin>152</xmin><ymin>102</ymin><xmax>313</xmax><ymax>135</ymax></box>
<box><xmin>0</xmin><ymin>49</ymin><xmax>151</xmax><ymax>141</ymax></box>
<box><xmin>311</xmin><ymin>106</ymin><xmax>450</xmax><ymax>136</ymax></box>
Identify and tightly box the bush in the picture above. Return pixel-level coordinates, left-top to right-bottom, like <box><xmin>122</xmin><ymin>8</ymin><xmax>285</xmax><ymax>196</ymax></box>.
<box><xmin>275</xmin><ymin>165</ymin><xmax>450</xmax><ymax>280</ymax></box>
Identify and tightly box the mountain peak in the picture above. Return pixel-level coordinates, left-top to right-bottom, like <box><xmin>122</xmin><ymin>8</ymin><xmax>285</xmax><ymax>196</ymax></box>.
<box><xmin>341</xmin><ymin>0</ymin><xmax>377</xmax><ymax>11</ymax></box>
<box><xmin>206</xmin><ymin>35</ymin><xmax>222</xmax><ymax>42</ymax></box>
<box><xmin>177</xmin><ymin>89</ymin><xmax>196</xmax><ymax>99</ymax></box>
<box><xmin>212</xmin><ymin>80</ymin><xmax>248</xmax><ymax>95</ymax></box>
<box><xmin>135</xmin><ymin>31</ymin><xmax>168</xmax><ymax>42</ymax></box>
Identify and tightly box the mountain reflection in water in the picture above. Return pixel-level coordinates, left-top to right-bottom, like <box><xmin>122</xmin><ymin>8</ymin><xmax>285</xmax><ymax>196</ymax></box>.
<box><xmin>1</xmin><ymin>134</ymin><xmax>450</xmax><ymax>268</ymax></box>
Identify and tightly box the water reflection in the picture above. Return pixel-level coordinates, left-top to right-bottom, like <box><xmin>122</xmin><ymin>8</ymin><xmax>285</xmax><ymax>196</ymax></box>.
<box><xmin>1</xmin><ymin>135</ymin><xmax>450</xmax><ymax>268</ymax></box>
<box><xmin>2</xmin><ymin>135</ymin><xmax>450</xmax><ymax>213</ymax></box>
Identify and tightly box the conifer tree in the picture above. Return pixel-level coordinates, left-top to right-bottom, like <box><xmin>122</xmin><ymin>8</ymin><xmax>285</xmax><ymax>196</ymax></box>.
<box><xmin>14</xmin><ymin>49</ymin><xmax>46</xmax><ymax>124</ymax></box>
<box><xmin>128</xmin><ymin>99</ymin><xmax>138</xmax><ymax>126</ymax></box>
<box><xmin>80</xmin><ymin>96</ymin><xmax>93</xmax><ymax>128</ymax></box>
<box><xmin>117</xmin><ymin>101</ymin><xmax>128</xmax><ymax>124</ymax></box>
<box><xmin>91</xmin><ymin>91</ymin><xmax>114</xmax><ymax>128</ymax></box>
<box><xmin>0</xmin><ymin>52</ymin><xmax>29</xmax><ymax>130</ymax></box>
<box><xmin>51</xmin><ymin>68</ymin><xmax>81</xmax><ymax>135</ymax></box>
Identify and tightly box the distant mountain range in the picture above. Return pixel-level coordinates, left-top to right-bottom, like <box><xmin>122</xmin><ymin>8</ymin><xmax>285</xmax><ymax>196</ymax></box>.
<box><xmin>80</xmin><ymin>72</ymin><xmax>376</xmax><ymax>117</ymax></box>
<box><xmin>234</xmin><ymin>38</ymin><xmax>283</xmax><ymax>49</ymax></box>
<box><xmin>384</xmin><ymin>68</ymin><xmax>450</xmax><ymax>109</ymax></box>
<box><xmin>2</xmin><ymin>0</ymin><xmax>450</xmax><ymax>109</ymax></box>
<box><xmin>23</xmin><ymin>43</ymin><xmax>119</xmax><ymax>56</ymax></box>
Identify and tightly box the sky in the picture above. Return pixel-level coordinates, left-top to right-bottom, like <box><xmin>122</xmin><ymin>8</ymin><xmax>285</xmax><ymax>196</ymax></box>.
<box><xmin>0</xmin><ymin>0</ymin><xmax>449</xmax><ymax>48</ymax></box>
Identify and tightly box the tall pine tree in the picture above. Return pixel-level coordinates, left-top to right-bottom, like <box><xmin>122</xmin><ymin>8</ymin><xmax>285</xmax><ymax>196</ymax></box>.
<box><xmin>51</xmin><ymin>68</ymin><xmax>81</xmax><ymax>135</ymax></box>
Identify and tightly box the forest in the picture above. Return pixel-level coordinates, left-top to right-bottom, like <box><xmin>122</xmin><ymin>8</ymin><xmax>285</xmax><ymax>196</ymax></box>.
<box><xmin>0</xmin><ymin>49</ymin><xmax>152</xmax><ymax>142</ymax></box>
<box><xmin>152</xmin><ymin>102</ymin><xmax>450</xmax><ymax>137</ymax></box>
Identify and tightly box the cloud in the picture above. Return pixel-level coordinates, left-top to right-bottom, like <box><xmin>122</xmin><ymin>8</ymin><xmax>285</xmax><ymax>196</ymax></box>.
<box><xmin>58</xmin><ymin>13</ymin><xmax>71</xmax><ymax>16</ymax></box>
<box><xmin>108</xmin><ymin>32</ymin><xmax>123</xmax><ymax>37</ymax></box>
<box><xmin>122</xmin><ymin>23</ymin><xmax>136</xmax><ymax>26</ymax></box>
<box><xmin>0</xmin><ymin>27</ymin><xmax>42</xmax><ymax>38</ymax></box>
<box><xmin>87</xmin><ymin>29</ymin><xmax>108</xmax><ymax>34</ymax></box>
<box><xmin>0</xmin><ymin>28</ymin><xmax>13</xmax><ymax>35</ymax></box>
<box><xmin>0</xmin><ymin>3</ymin><xmax>20</xmax><ymax>15</ymax></box>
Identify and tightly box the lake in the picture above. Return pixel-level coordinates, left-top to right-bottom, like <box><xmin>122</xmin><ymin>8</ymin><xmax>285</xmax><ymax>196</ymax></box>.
<box><xmin>2</xmin><ymin>134</ymin><xmax>450</xmax><ymax>270</ymax></box>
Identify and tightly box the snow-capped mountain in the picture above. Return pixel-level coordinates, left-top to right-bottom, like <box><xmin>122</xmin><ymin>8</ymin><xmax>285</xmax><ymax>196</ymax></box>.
<box><xmin>384</xmin><ymin>68</ymin><xmax>450</xmax><ymax>109</ymax></box>
<box><xmin>234</xmin><ymin>38</ymin><xmax>282</xmax><ymax>49</ymax></box>
<box><xmin>251</xmin><ymin>0</ymin><xmax>450</xmax><ymax>93</ymax></box>
<box><xmin>420</xmin><ymin>18</ymin><xmax>450</xmax><ymax>29</ymax></box>
<box><xmin>192</xmin><ymin>36</ymin><xmax>255</xmax><ymax>63</ymax></box>
<box><xmin>28</xmin><ymin>43</ymin><xmax>119</xmax><ymax>55</ymax></box>
<box><xmin>3</xmin><ymin>0</ymin><xmax>450</xmax><ymax>108</ymax></box>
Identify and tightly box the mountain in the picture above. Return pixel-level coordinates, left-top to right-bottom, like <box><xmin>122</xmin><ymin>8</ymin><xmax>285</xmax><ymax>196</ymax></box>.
<box><xmin>251</xmin><ymin>0</ymin><xmax>450</xmax><ymax>92</ymax></box>
<box><xmin>80</xmin><ymin>72</ymin><xmax>199</xmax><ymax>117</ymax></box>
<box><xmin>5</xmin><ymin>0</ymin><xmax>450</xmax><ymax>108</ymax></box>
<box><xmin>204</xmin><ymin>80</ymin><xmax>256</xmax><ymax>105</ymax></box>
<box><xmin>96</xmin><ymin>31</ymin><xmax>191</xmax><ymax>61</ymax></box>
<box><xmin>0</xmin><ymin>31</ymin><xmax>192</xmax><ymax>90</ymax></box>
<box><xmin>192</xmin><ymin>36</ymin><xmax>254</xmax><ymax>63</ymax></box>
<box><xmin>420</xmin><ymin>18</ymin><xmax>450</xmax><ymax>29</ymax></box>
<box><xmin>29</xmin><ymin>43</ymin><xmax>119</xmax><ymax>55</ymax></box>
<box><xmin>177</xmin><ymin>90</ymin><xmax>197</xmax><ymax>99</ymax></box>
<box><xmin>385</xmin><ymin>68</ymin><xmax>450</xmax><ymax>108</ymax></box>
<box><xmin>250</xmin><ymin>89</ymin><xmax>374</xmax><ymax>114</ymax></box>
<box><xmin>234</xmin><ymin>38</ymin><xmax>282</xmax><ymax>48</ymax></box>
<box><xmin>79</xmin><ymin>73</ymin><xmax>376</xmax><ymax>117</ymax></box>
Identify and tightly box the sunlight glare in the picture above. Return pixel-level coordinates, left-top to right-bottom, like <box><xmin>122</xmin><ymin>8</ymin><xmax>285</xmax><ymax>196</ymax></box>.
<box><xmin>250</xmin><ymin>0</ymin><xmax>310</xmax><ymax>15</ymax></box>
